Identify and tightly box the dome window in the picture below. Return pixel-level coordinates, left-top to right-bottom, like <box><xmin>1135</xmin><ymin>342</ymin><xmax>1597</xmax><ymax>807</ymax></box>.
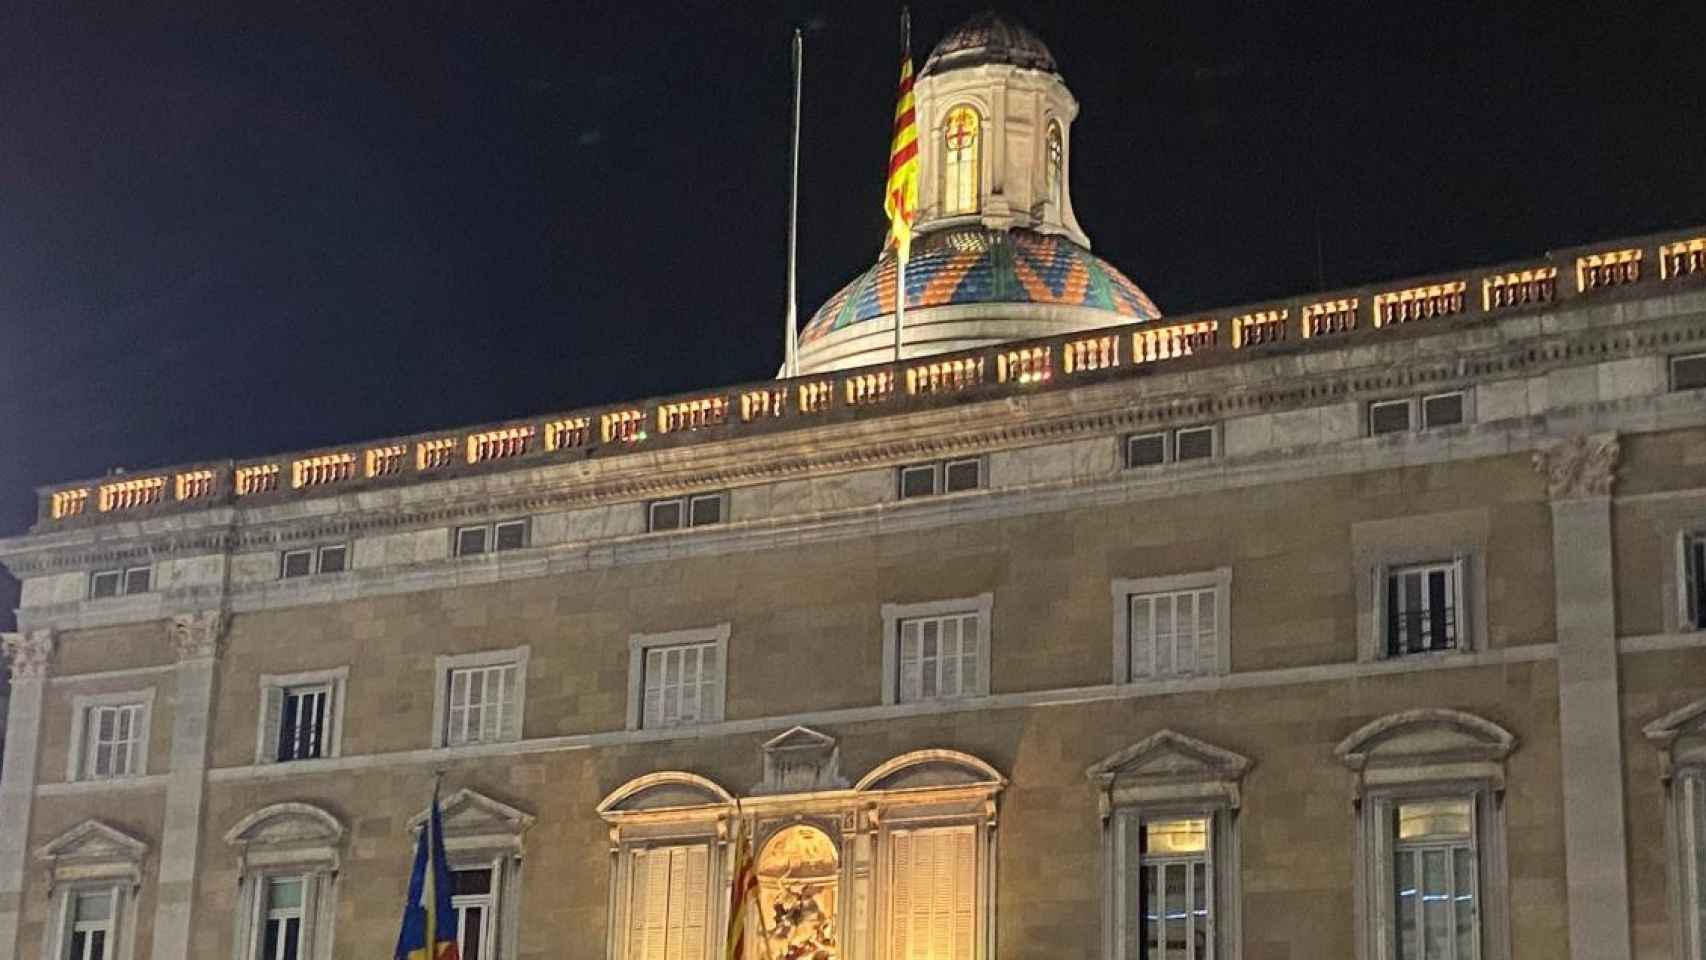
<box><xmin>942</xmin><ymin>106</ymin><xmax>981</xmax><ymax>216</ymax></box>
<box><xmin>1046</xmin><ymin>120</ymin><xmax>1064</xmax><ymax>208</ymax></box>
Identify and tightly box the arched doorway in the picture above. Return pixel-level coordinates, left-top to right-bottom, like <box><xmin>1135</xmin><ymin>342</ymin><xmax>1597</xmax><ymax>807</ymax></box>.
<box><xmin>757</xmin><ymin>824</ymin><xmax>840</xmax><ymax>959</ymax></box>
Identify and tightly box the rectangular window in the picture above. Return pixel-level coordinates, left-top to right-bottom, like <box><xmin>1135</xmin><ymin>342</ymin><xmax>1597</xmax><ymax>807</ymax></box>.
<box><xmin>445</xmin><ymin>663</ymin><xmax>518</xmax><ymax>746</ymax></box>
<box><xmin>1392</xmin><ymin>798</ymin><xmax>1478</xmax><ymax>960</ymax></box>
<box><xmin>451</xmin><ymin>868</ymin><xmax>495</xmax><ymax>960</ymax></box>
<box><xmin>1127</xmin><ymin>588</ymin><xmax>1219</xmax><ymax>680</ymax></box>
<box><xmin>317</xmin><ymin>544</ymin><xmax>348</xmax><ymax>574</ymax></box>
<box><xmin>90</xmin><ymin>566</ymin><xmax>150</xmax><ymax>599</ymax></box>
<box><xmin>899</xmin><ymin>459</ymin><xmax>984</xmax><ymax>499</ymax></box>
<box><xmin>260</xmin><ymin>877</ymin><xmax>305</xmax><ymax>960</ymax></box>
<box><xmin>275</xmin><ymin>686</ymin><xmax>330</xmax><ymax>762</ymax></box>
<box><xmin>65</xmin><ymin>888</ymin><xmax>114</xmax><ymax>960</ymax></box>
<box><xmin>1126</xmin><ymin>427</ymin><xmax>1217</xmax><ymax>468</ymax></box>
<box><xmin>897</xmin><ymin>612</ymin><xmax>982</xmax><ymax>703</ymax></box>
<box><xmin>1370</xmin><ymin>399</ymin><xmax>1413</xmax><ymax>435</ymax></box>
<box><xmin>888</xmin><ymin>825</ymin><xmax>977</xmax><ymax>960</ymax></box>
<box><xmin>280</xmin><ymin>544</ymin><xmax>348</xmax><ymax>579</ymax></box>
<box><xmin>1140</xmin><ymin>816</ymin><xmax>1214</xmax><ymax>960</ymax></box>
<box><xmin>455</xmin><ymin>521</ymin><xmax>528</xmax><ymax>557</ymax></box>
<box><xmin>455</xmin><ymin>526</ymin><xmax>488</xmax><ymax>556</ymax></box>
<box><xmin>1422</xmin><ymin>392</ymin><xmax>1465</xmax><ymax>429</ymax></box>
<box><xmin>1175</xmin><ymin>426</ymin><xmax>1215</xmax><ymax>462</ymax></box>
<box><xmin>624</xmin><ymin>845</ymin><xmax>711</xmax><ymax>960</ymax></box>
<box><xmin>493</xmin><ymin>520</ymin><xmax>527</xmax><ymax>552</ymax></box>
<box><xmin>1127</xmin><ymin>432</ymin><xmax>1167</xmax><ymax>467</ymax></box>
<box><xmin>899</xmin><ymin>464</ymin><xmax>939</xmax><ymax>499</ymax></box>
<box><xmin>1386</xmin><ymin>562</ymin><xmax>1461</xmax><ymax>657</ymax></box>
<box><xmin>83</xmin><ymin>704</ymin><xmax>144</xmax><ymax>780</ymax></box>
<box><xmin>1688</xmin><ymin>534</ymin><xmax>1706</xmax><ymax>631</ymax></box>
<box><xmin>642</xmin><ymin>641</ymin><xmax>722</xmax><ymax>729</ymax></box>
<box><xmin>281</xmin><ymin>549</ymin><xmax>314</xmax><ymax>579</ymax></box>
<box><xmin>944</xmin><ymin>457</ymin><xmax>983</xmax><ymax>492</ymax></box>
<box><xmin>648</xmin><ymin>494</ymin><xmax>727</xmax><ymax>532</ymax></box>
<box><xmin>1675</xmin><ymin>353</ymin><xmax>1706</xmax><ymax>392</ymax></box>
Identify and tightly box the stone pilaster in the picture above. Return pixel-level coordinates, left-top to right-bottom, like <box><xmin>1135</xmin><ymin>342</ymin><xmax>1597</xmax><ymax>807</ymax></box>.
<box><xmin>150</xmin><ymin>610</ymin><xmax>226</xmax><ymax>960</ymax></box>
<box><xmin>0</xmin><ymin>629</ymin><xmax>54</xmax><ymax>957</ymax></box>
<box><xmin>1534</xmin><ymin>433</ymin><xmax>1631</xmax><ymax>960</ymax></box>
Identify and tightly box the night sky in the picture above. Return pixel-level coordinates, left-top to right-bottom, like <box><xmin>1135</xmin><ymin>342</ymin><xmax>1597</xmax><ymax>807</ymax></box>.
<box><xmin>3</xmin><ymin>1</ymin><xmax>1704</xmax><ymax>624</ymax></box>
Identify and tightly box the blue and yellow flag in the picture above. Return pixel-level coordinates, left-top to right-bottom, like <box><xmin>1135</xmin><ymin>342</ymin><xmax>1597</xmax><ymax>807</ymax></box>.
<box><xmin>395</xmin><ymin>785</ymin><xmax>460</xmax><ymax>960</ymax></box>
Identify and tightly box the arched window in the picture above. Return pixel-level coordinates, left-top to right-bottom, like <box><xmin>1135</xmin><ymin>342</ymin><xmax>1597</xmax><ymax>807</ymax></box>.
<box><xmin>942</xmin><ymin>106</ymin><xmax>981</xmax><ymax>216</ymax></box>
<box><xmin>1046</xmin><ymin>120</ymin><xmax>1064</xmax><ymax>208</ymax></box>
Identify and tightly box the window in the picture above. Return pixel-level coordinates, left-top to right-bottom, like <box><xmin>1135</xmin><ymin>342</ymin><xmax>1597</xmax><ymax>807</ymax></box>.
<box><xmin>1391</xmin><ymin>798</ymin><xmax>1479</xmax><ymax>960</ymax></box>
<box><xmin>1675</xmin><ymin>353</ymin><xmax>1706</xmax><ymax>392</ymax></box>
<box><xmin>1385</xmin><ymin>562</ymin><xmax>1462</xmax><ymax>657</ymax></box>
<box><xmin>1045</xmin><ymin>120</ymin><xmax>1064</xmax><ymax>208</ymax></box>
<box><xmin>1422</xmin><ymin>393</ymin><xmax>1464</xmax><ymax>429</ymax></box>
<box><xmin>451</xmin><ymin>868</ymin><xmax>496</xmax><ymax>960</ymax></box>
<box><xmin>1125</xmin><ymin>427</ymin><xmax>1217</xmax><ymax>469</ymax></box>
<box><xmin>941</xmin><ymin>105</ymin><xmax>981</xmax><ymax>216</ymax></box>
<box><xmin>888</xmin><ymin>825</ymin><xmax>977</xmax><ymax>958</ymax></box>
<box><xmin>1113</xmin><ymin>570</ymin><xmax>1232</xmax><ymax>684</ymax></box>
<box><xmin>67</xmin><ymin>692</ymin><xmax>153</xmax><ymax>782</ymax></box>
<box><xmin>433</xmin><ymin>648</ymin><xmax>528</xmax><ymax>747</ymax></box>
<box><xmin>1338</xmin><ymin>711</ymin><xmax>1513</xmax><ymax>960</ymax></box>
<box><xmin>64</xmin><ymin>888</ymin><xmax>115</xmax><ymax>960</ymax></box>
<box><xmin>1674</xmin><ymin>771</ymin><xmax>1706</xmax><ymax>960</ymax></box>
<box><xmin>1371</xmin><ymin>392</ymin><xmax>1468</xmax><ymax>436</ymax></box>
<box><xmin>1090</xmin><ymin>730</ymin><xmax>1249</xmax><ymax>960</ymax></box>
<box><xmin>626</xmin><ymin>625</ymin><xmax>728</xmax><ymax>730</ymax></box>
<box><xmin>648</xmin><ymin>493</ymin><xmax>727</xmax><ymax>532</ymax></box>
<box><xmin>89</xmin><ymin>566</ymin><xmax>150</xmax><ymax>600</ymax></box>
<box><xmin>621</xmin><ymin>843</ymin><xmax>714</xmax><ymax>959</ymax></box>
<box><xmin>257</xmin><ymin>668</ymin><xmax>346</xmax><ymax>764</ymax></box>
<box><xmin>1370</xmin><ymin>399</ymin><xmax>1412</xmax><ymax>435</ymax></box>
<box><xmin>280</xmin><ymin>544</ymin><xmax>348</xmax><ymax>579</ymax></box>
<box><xmin>259</xmin><ymin>877</ymin><xmax>305</xmax><ymax>960</ymax></box>
<box><xmin>880</xmin><ymin>595</ymin><xmax>993</xmax><ymax>705</ymax></box>
<box><xmin>1688</xmin><ymin>534</ymin><xmax>1706</xmax><ymax>631</ymax></box>
<box><xmin>455</xmin><ymin>520</ymin><xmax>528</xmax><ymax>557</ymax></box>
<box><xmin>898</xmin><ymin>458</ymin><xmax>984</xmax><ymax>499</ymax></box>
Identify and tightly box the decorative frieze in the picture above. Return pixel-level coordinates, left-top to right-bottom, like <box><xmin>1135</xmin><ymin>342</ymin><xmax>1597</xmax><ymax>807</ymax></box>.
<box><xmin>1533</xmin><ymin>433</ymin><xmax>1619</xmax><ymax>499</ymax></box>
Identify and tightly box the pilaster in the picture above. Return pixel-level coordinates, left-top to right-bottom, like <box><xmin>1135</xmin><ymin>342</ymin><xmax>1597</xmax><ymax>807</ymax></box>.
<box><xmin>0</xmin><ymin>629</ymin><xmax>54</xmax><ymax>957</ymax></box>
<box><xmin>1535</xmin><ymin>433</ymin><xmax>1632</xmax><ymax>960</ymax></box>
<box><xmin>150</xmin><ymin>610</ymin><xmax>227</xmax><ymax>960</ymax></box>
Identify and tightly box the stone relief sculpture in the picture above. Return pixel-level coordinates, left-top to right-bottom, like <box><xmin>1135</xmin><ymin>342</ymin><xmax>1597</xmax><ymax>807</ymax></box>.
<box><xmin>1533</xmin><ymin>433</ymin><xmax>1620</xmax><ymax>499</ymax></box>
<box><xmin>758</xmin><ymin>824</ymin><xmax>839</xmax><ymax>960</ymax></box>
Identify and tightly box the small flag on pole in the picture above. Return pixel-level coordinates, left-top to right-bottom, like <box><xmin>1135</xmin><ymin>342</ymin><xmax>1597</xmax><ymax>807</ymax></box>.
<box><xmin>884</xmin><ymin>9</ymin><xmax>919</xmax><ymax>264</ymax></box>
<box><xmin>395</xmin><ymin>783</ymin><xmax>461</xmax><ymax>960</ymax></box>
<box><xmin>725</xmin><ymin>817</ymin><xmax>765</xmax><ymax>960</ymax></box>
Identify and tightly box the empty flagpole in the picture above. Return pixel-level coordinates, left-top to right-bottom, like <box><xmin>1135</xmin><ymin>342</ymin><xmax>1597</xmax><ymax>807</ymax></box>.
<box><xmin>784</xmin><ymin>29</ymin><xmax>803</xmax><ymax>379</ymax></box>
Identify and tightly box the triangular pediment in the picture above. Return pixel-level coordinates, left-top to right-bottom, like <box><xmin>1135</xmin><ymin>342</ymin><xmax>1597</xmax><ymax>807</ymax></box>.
<box><xmin>1086</xmin><ymin>730</ymin><xmax>1251</xmax><ymax>787</ymax></box>
<box><xmin>1335</xmin><ymin>709</ymin><xmax>1515</xmax><ymax>771</ymax></box>
<box><xmin>754</xmin><ymin>726</ymin><xmax>846</xmax><ymax>795</ymax></box>
<box><xmin>762</xmin><ymin>725</ymin><xmax>837</xmax><ymax>753</ymax></box>
<box><xmin>36</xmin><ymin>820</ymin><xmax>148</xmax><ymax>866</ymax></box>
<box><xmin>409</xmin><ymin>788</ymin><xmax>535</xmax><ymax>836</ymax></box>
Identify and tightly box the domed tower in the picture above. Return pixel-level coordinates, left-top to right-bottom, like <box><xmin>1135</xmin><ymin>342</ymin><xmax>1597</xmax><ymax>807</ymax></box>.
<box><xmin>793</xmin><ymin>11</ymin><xmax>1162</xmax><ymax>376</ymax></box>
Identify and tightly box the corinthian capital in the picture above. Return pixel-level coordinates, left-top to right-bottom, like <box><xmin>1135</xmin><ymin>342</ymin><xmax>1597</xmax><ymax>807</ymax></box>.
<box><xmin>1533</xmin><ymin>433</ymin><xmax>1619</xmax><ymax>500</ymax></box>
<box><xmin>2</xmin><ymin>629</ymin><xmax>56</xmax><ymax>680</ymax></box>
<box><xmin>169</xmin><ymin>610</ymin><xmax>228</xmax><ymax>661</ymax></box>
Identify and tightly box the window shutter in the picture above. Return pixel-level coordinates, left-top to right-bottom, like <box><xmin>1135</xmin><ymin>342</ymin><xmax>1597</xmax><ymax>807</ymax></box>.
<box><xmin>1129</xmin><ymin>597</ymin><xmax>1153</xmax><ymax>680</ymax></box>
<box><xmin>890</xmin><ymin>831</ymin><xmax>913</xmax><ymax>958</ymax></box>
<box><xmin>124</xmin><ymin>705</ymin><xmax>143</xmax><ymax>775</ymax></box>
<box><xmin>1198</xmin><ymin>589</ymin><xmax>1219</xmax><ymax>674</ymax></box>
<box><xmin>259</xmin><ymin>687</ymin><xmax>284</xmax><ymax>763</ymax></box>
<box><xmin>499</xmin><ymin>665</ymin><xmax>520</xmax><ymax>742</ymax></box>
<box><xmin>898</xmin><ymin>621</ymin><xmax>922</xmax><ymax>702</ymax></box>
<box><xmin>682</xmin><ymin>845</ymin><xmax>709</xmax><ymax>960</ymax></box>
<box><xmin>960</xmin><ymin>614</ymin><xmax>980</xmax><ymax>695</ymax></box>
<box><xmin>299</xmin><ymin>873</ymin><xmax>321</xmax><ymax>960</ymax></box>
<box><xmin>1120</xmin><ymin>814</ymin><xmax>1143</xmax><ymax>960</ymax></box>
<box><xmin>891</xmin><ymin>827</ymin><xmax>976</xmax><ymax>960</ymax></box>
<box><xmin>701</xmin><ymin>644</ymin><xmax>722</xmax><ymax>723</ymax></box>
<box><xmin>950</xmin><ymin>828</ymin><xmax>976</xmax><ymax>960</ymax></box>
<box><xmin>643</xmin><ymin>649</ymin><xmax>664</xmax><ymax>729</ymax></box>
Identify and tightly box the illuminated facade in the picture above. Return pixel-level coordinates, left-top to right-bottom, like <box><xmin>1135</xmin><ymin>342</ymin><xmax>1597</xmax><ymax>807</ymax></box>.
<box><xmin>4</xmin><ymin>12</ymin><xmax>1706</xmax><ymax>960</ymax></box>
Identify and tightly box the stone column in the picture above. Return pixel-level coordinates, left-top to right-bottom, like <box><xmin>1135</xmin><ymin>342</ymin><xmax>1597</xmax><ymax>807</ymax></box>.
<box><xmin>0</xmin><ymin>630</ymin><xmax>53</xmax><ymax>957</ymax></box>
<box><xmin>1535</xmin><ymin>434</ymin><xmax>1631</xmax><ymax>960</ymax></box>
<box><xmin>150</xmin><ymin>611</ymin><xmax>226</xmax><ymax>960</ymax></box>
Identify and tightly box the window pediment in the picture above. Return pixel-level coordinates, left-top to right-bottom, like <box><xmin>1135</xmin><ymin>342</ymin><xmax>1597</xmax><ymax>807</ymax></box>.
<box><xmin>1335</xmin><ymin>708</ymin><xmax>1516</xmax><ymax>794</ymax></box>
<box><xmin>1086</xmin><ymin>729</ymin><xmax>1251</xmax><ymax>814</ymax></box>
<box><xmin>408</xmin><ymin>788</ymin><xmax>535</xmax><ymax>856</ymax></box>
<box><xmin>1644</xmin><ymin>696</ymin><xmax>1706</xmax><ymax>778</ymax></box>
<box><xmin>223</xmin><ymin>802</ymin><xmax>345</xmax><ymax>874</ymax></box>
<box><xmin>598</xmin><ymin>771</ymin><xmax>735</xmax><ymax>817</ymax></box>
<box><xmin>36</xmin><ymin>819</ymin><xmax>148</xmax><ymax>887</ymax></box>
<box><xmin>853</xmin><ymin>748</ymin><xmax>1005</xmax><ymax>793</ymax></box>
<box><xmin>753</xmin><ymin>725</ymin><xmax>847</xmax><ymax>795</ymax></box>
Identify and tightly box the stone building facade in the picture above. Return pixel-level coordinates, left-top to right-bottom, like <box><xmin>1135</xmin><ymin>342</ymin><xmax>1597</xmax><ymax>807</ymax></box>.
<box><xmin>4</xmin><ymin>13</ymin><xmax>1706</xmax><ymax>960</ymax></box>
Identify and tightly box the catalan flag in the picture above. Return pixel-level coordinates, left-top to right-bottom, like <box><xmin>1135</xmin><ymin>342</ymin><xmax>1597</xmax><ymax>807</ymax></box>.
<box><xmin>884</xmin><ymin>9</ymin><xmax>919</xmax><ymax>263</ymax></box>
<box><xmin>724</xmin><ymin>819</ymin><xmax>765</xmax><ymax>960</ymax></box>
<box><xmin>395</xmin><ymin>785</ymin><xmax>460</xmax><ymax>960</ymax></box>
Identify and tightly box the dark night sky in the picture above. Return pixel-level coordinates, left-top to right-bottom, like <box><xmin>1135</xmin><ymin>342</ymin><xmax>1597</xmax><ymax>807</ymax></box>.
<box><xmin>2</xmin><ymin>1</ymin><xmax>1704</xmax><ymax>624</ymax></box>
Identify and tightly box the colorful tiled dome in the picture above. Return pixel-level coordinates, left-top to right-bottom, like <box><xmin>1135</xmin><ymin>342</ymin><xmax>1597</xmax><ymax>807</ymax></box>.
<box><xmin>920</xmin><ymin>11</ymin><xmax>1058</xmax><ymax>77</ymax></box>
<box><xmin>800</xmin><ymin>228</ymin><xmax>1161</xmax><ymax>346</ymax></box>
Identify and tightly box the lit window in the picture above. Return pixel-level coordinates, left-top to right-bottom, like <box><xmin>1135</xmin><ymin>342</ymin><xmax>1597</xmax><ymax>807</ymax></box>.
<box><xmin>1687</xmin><ymin>534</ymin><xmax>1706</xmax><ymax>631</ymax></box>
<box><xmin>1125</xmin><ymin>426</ymin><xmax>1217</xmax><ymax>468</ymax></box>
<box><xmin>1045</xmin><ymin>120</ymin><xmax>1064</xmax><ymax>208</ymax></box>
<box><xmin>89</xmin><ymin>566</ymin><xmax>150</xmax><ymax>600</ymax></box>
<box><xmin>451</xmin><ymin>868</ymin><xmax>495</xmax><ymax>960</ymax></box>
<box><xmin>1676</xmin><ymin>353</ymin><xmax>1706</xmax><ymax>392</ymax></box>
<box><xmin>897</xmin><ymin>458</ymin><xmax>983</xmax><ymax>499</ymax></box>
<box><xmin>1386</xmin><ymin>561</ymin><xmax>1463</xmax><ymax>657</ymax></box>
<box><xmin>942</xmin><ymin>106</ymin><xmax>981</xmax><ymax>216</ymax></box>
<box><xmin>259</xmin><ymin>877</ymin><xmax>305</xmax><ymax>960</ymax></box>
<box><xmin>1392</xmin><ymin>798</ymin><xmax>1479</xmax><ymax>960</ymax></box>
<box><xmin>82</xmin><ymin>705</ymin><xmax>144</xmax><ymax>780</ymax></box>
<box><xmin>64</xmin><ymin>888</ymin><xmax>115</xmax><ymax>960</ymax></box>
<box><xmin>445</xmin><ymin>663</ymin><xmax>519</xmax><ymax>746</ymax></box>
<box><xmin>887</xmin><ymin>825</ymin><xmax>978</xmax><ymax>956</ymax></box>
<box><xmin>280</xmin><ymin>544</ymin><xmax>348</xmax><ymax>579</ymax></box>
<box><xmin>621</xmin><ymin>844</ymin><xmax>713</xmax><ymax>958</ymax></box>
<box><xmin>647</xmin><ymin>493</ymin><xmax>727</xmax><ymax>532</ymax></box>
<box><xmin>1138</xmin><ymin>817</ymin><xmax>1215</xmax><ymax>960</ymax></box>
<box><xmin>641</xmin><ymin>640</ymin><xmax>722</xmax><ymax>729</ymax></box>
<box><xmin>454</xmin><ymin>520</ymin><xmax>528</xmax><ymax>557</ymax></box>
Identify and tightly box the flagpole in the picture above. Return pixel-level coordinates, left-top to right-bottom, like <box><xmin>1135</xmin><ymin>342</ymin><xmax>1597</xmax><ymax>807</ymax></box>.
<box><xmin>894</xmin><ymin>7</ymin><xmax>911</xmax><ymax>364</ymax></box>
<box><xmin>784</xmin><ymin>29</ymin><xmax>803</xmax><ymax>379</ymax></box>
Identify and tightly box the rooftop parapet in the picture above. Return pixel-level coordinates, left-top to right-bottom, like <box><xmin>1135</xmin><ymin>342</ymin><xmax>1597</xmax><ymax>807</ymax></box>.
<box><xmin>29</xmin><ymin>225</ymin><xmax>1706</xmax><ymax>532</ymax></box>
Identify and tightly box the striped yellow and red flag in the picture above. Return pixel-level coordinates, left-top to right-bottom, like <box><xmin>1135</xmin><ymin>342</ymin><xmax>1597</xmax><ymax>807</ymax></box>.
<box><xmin>883</xmin><ymin>11</ymin><xmax>919</xmax><ymax>262</ymax></box>
<box><xmin>724</xmin><ymin>820</ymin><xmax>764</xmax><ymax>959</ymax></box>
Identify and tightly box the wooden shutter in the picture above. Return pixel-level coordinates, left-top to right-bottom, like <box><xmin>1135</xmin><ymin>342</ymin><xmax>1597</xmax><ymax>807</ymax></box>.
<box><xmin>898</xmin><ymin>620</ymin><xmax>922</xmax><ymax>701</ymax></box>
<box><xmin>679</xmin><ymin>846</ymin><xmax>709</xmax><ymax>960</ymax></box>
<box><xmin>890</xmin><ymin>826</ymin><xmax>976</xmax><ymax>960</ymax></box>
<box><xmin>1129</xmin><ymin>596</ymin><xmax>1154</xmax><ymax>680</ymax></box>
<box><xmin>498</xmin><ymin>665</ymin><xmax>520</xmax><ymax>741</ymax></box>
<box><xmin>1196</xmin><ymin>589</ymin><xmax>1218</xmax><ymax>675</ymax></box>
<box><xmin>627</xmin><ymin>845</ymin><xmax>709</xmax><ymax>960</ymax></box>
<box><xmin>643</xmin><ymin>648</ymin><xmax>665</xmax><ymax>728</ymax></box>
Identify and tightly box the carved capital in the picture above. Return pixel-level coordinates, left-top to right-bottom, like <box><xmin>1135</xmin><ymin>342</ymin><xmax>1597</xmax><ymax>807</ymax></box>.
<box><xmin>1533</xmin><ymin>433</ymin><xmax>1619</xmax><ymax>500</ymax></box>
<box><xmin>2</xmin><ymin>629</ymin><xmax>56</xmax><ymax>680</ymax></box>
<box><xmin>169</xmin><ymin>611</ymin><xmax>227</xmax><ymax>661</ymax></box>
